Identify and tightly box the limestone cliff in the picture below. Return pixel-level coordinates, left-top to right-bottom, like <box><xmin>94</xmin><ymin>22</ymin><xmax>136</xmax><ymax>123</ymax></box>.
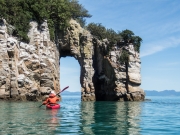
<box><xmin>0</xmin><ymin>19</ymin><xmax>60</xmax><ymax>101</ymax></box>
<box><xmin>0</xmin><ymin>18</ymin><xmax>145</xmax><ymax>101</ymax></box>
<box><xmin>59</xmin><ymin>19</ymin><xmax>145</xmax><ymax>101</ymax></box>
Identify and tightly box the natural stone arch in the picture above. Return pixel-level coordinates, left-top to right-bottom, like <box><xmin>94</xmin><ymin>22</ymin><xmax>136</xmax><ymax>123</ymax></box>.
<box><xmin>0</xmin><ymin>18</ymin><xmax>145</xmax><ymax>101</ymax></box>
<box><xmin>59</xmin><ymin>20</ymin><xmax>145</xmax><ymax>101</ymax></box>
<box><xmin>59</xmin><ymin>20</ymin><xmax>96</xmax><ymax>101</ymax></box>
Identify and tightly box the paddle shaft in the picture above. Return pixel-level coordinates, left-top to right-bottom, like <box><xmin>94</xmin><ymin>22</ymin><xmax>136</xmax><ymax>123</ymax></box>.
<box><xmin>56</xmin><ymin>86</ymin><xmax>69</xmax><ymax>96</ymax></box>
<box><xmin>39</xmin><ymin>86</ymin><xmax>69</xmax><ymax>107</ymax></box>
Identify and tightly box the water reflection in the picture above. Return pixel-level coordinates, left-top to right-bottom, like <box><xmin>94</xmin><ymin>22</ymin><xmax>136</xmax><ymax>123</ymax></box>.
<box><xmin>0</xmin><ymin>98</ymin><xmax>142</xmax><ymax>134</ymax></box>
<box><xmin>126</xmin><ymin>102</ymin><xmax>141</xmax><ymax>135</ymax></box>
<box><xmin>80</xmin><ymin>101</ymin><xmax>142</xmax><ymax>135</ymax></box>
<box><xmin>80</xmin><ymin>101</ymin><xmax>95</xmax><ymax>135</ymax></box>
<box><xmin>0</xmin><ymin>101</ymin><xmax>60</xmax><ymax>134</ymax></box>
<box><xmin>46</xmin><ymin>109</ymin><xmax>60</xmax><ymax>131</ymax></box>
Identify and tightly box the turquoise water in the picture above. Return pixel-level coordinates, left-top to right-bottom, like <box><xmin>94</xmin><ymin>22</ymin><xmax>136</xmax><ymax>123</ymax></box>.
<box><xmin>0</xmin><ymin>96</ymin><xmax>180</xmax><ymax>135</ymax></box>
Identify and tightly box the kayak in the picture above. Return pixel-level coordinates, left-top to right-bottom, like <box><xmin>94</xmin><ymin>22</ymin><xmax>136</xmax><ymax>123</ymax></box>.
<box><xmin>46</xmin><ymin>104</ymin><xmax>60</xmax><ymax>109</ymax></box>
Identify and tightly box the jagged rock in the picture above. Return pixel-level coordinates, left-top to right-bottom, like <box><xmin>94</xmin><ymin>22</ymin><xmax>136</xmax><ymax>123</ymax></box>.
<box><xmin>0</xmin><ymin>18</ymin><xmax>145</xmax><ymax>101</ymax></box>
<box><xmin>58</xmin><ymin>19</ymin><xmax>145</xmax><ymax>101</ymax></box>
<box><xmin>0</xmin><ymin>18</ymin><xmax>60</xmax><ymax>101</ymax></box>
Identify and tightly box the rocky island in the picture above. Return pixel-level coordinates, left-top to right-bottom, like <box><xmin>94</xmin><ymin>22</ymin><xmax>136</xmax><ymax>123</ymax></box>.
<box><xmin>0</xmin><ymin>1</ymin><xmax>145</xmax><ymax>101</ymax></box>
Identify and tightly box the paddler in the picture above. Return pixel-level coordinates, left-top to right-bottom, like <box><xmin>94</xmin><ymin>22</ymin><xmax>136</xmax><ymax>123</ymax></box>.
<box><xmin>43</xmin><ymin>90</ymin><xmax>60</xmax><ymax>106</ymax></box>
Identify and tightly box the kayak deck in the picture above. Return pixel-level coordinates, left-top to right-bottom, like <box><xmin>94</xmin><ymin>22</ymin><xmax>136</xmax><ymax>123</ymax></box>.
<box><xmin>46</xmin><ymin>104</ymin><xmax>60</xmax><ymax>109</ymax></box>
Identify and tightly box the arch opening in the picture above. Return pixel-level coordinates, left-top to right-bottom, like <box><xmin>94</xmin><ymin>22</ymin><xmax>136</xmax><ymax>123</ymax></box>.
<box><xmin>60</xmin><ymin>57</ymin><xmax>81</xmax><ymax>93</ymax></box>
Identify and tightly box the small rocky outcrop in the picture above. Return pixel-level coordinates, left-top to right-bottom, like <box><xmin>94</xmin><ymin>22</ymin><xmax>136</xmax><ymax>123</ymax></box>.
<box><xmin>0</xmin><ymin>18</ymin><xmax>145</xmax><ymax>101</ymax></box>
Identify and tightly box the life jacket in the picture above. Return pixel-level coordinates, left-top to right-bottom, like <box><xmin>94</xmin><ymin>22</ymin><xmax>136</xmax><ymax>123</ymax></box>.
<box><xmin>43</xmin><ymin>94</ymin><xmax>59</xmax><ymax>105</ymax></box>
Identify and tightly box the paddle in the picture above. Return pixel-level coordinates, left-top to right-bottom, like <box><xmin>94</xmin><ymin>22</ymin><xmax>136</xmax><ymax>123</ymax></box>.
<box><xmin>39</xmin><ymin>86</ymin><xmax>69</xmax><ymax>108</ymax></box>
<box><xmin>56</xmin><ymin>86</ymin><xmax>69</xmax><ymax>96</ymax></box>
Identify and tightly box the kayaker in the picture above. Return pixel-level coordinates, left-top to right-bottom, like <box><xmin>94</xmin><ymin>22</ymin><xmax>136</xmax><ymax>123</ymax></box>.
<box><xmin>43</xmin><ymin>90</ymin><xmax>60</xmax><ymax>106</ymax></box>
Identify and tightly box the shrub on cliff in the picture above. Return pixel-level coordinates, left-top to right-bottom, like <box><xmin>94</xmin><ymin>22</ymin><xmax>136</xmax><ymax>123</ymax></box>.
<box><xmin>118</xmin><ymin>29</ymin><xmax>142</xmax><ymax>52</ymax></box>
<box><xmin>131</xmin><ymin>36</ymin><xmax>142</xmax><ymax>52</ymax></box>
<box><xmin>86</xmin><ymin>23</ymin><xmax>107</xmax><ymax>40</ymax></box>
<box><xmin>86</xmin><ymin>23</ymin><xmax>142</xmax><ymax>53</ymax></box>
<box><xmin>70</xmin><ymin>0</ymin><xmax>91</xmax><ymax>27</ymax></box>
<box><xmin>86</xmin><ymin>23</ymin><xmax>121</xmax><ymax>53</ymax></box>
<box><xmin>0</xmin><ymin>0</ymin><xmax>91</xmax><ymax>42</ymax></box>
<box><xmin>86</xmin><ymin>23</ymin><xmax>120</xmax><ymax>43</ymax></box>
<box><xmin>119</xmin><ymin>49</ymin><xmax>129</xmax><ymax>64</ymax></box>
<box><xmin>118</xmin><ymin>29</ymin><xmax>134</xmax><ymax>43</ymax></box>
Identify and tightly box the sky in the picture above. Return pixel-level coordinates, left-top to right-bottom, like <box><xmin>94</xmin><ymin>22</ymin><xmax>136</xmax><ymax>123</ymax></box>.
<box><xmin>60</xmin><ymin>0</ymin><xmax>180</xmax><ymax>92</ymax></box>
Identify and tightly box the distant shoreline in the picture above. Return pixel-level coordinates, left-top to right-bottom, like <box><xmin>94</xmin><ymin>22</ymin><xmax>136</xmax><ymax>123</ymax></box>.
<box><xmin>145</xmin><ymin>90</ymin><xmax>180</xmax><ymax>96</ymax></box>
<box><xmin>61</xmin><ymin>90</ymin><xmax>180</xmax><ymax>96</ymax></box>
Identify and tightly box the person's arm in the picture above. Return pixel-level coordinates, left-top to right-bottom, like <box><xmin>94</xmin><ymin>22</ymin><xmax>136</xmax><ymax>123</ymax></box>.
<box><xmin>56</xmin><ymin>97</ymin><xmax>60</xmax><ymax>101</ymax></box>
<box><xmin>43</xmin><ymin>98</ymin><xmax>49</xmax><ymax>105</ymax></box>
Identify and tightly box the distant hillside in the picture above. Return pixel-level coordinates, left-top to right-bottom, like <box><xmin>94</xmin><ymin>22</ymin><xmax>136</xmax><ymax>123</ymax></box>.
<box><xmin>60</xmin><ymin>91</ymin><xmax>81</xmax><ymax>96</ymax></box>
<box><xmin>60</xmin><ymin>90</ymin><xmax>180</xmax><ymax>96</ymax></box>
<box><xmin>145</xmin><ymin>90</ymin><xmax>180</xmax><ymax>96</ymax></box>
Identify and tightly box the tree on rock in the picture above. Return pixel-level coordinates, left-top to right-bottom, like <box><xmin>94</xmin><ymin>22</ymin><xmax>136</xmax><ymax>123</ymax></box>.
<box><xmin>0</xmin><ymin>0</ymin><xmax>91</xmax><ymax>42</ymax></box>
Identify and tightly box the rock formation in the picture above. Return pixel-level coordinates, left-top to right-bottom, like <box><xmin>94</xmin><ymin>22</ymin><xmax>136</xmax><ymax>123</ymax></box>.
<box><xmin>0</xmin><ymin>18</ymin><xmax>145</xmax><ymax>101</ymax></box>
<box><xmin>59</xmin><ymin>19</ymin><xmax>145</xmax><ymax>101</ymax></box>
<box><xmin>0</xmin><ymin>19</ymin><xmax>60</xmax><ymax>101</ymax></box>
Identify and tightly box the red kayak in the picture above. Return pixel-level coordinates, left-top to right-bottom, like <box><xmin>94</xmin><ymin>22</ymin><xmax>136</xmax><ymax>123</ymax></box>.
<box><xmin>46</xmin><ymin>104</ymin><xmax>60</xmax><ymax>109</ymax></box>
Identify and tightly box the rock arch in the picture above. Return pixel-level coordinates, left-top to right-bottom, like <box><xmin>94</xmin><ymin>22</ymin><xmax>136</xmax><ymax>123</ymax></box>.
<box><xmin>59</xmin><ymin>20</ymin><xmax>95</xmax><ymax>101</ymax></box>
<box><xmin>59</xmin><ymin>20</ymin><xmax>145</xmax><ymax>101</ymax></box>
<box><xmin>0</xmin><ymin>18</ymin><xmax>145</xmax><ymax>101</ymax></box>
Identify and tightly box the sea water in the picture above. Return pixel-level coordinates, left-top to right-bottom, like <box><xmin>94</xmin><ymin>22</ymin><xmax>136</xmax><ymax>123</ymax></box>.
<box><xmin>0</xmin><ymin>96</ymin><xmax>180</xmax><ymax>135</ymax></box>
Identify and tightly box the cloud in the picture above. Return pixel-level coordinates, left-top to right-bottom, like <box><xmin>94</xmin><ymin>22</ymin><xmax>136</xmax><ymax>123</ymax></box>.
<box><xmin>142</xmin><ymin>20</ymin><xmax>180</xmax><ymax>39</ymax></box>
<box><xmin>163</xmin><ymin>62</ymin><xmax>180</xmax><ymax>66</ymax></box>
<box><xmin>141</xmin><ymin>37</ymin><xmax>180</xmax><ymax>57</ymax></box>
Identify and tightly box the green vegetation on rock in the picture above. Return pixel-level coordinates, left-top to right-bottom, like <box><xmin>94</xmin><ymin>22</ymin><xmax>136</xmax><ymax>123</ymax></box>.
<box><xmin>86</xmin><ymin>24</ymin><xmax>142</xmax><ymax>53</ymax></box>
<box><xmin>119</xmin><ymin>29</ymin><xmax>142</xmax><ymax>52</ymax></box>
<box><xmin>86</xmin><ymin>23</ymin><xmax>120</xmax><ymax>44</ymax></box>
<box><xmin>86</xmin><ymin>23</ymin><xmax>121</xmax><ymax>54</ymax></box>
<box><xmin>0</xmin><ymin>0</ymin><xmax>91</xmax><ymax>42</ymax></box>
<box><xmin>86</xmin><ymin>23</ymin><xmax>142</xmax><ymax>63</ymax></box>
<box><xmin>119</xmin><ymin>50</ymin><xmax>129</xmax><ymax>64</ymax></box>
<box><xmin>0</xmin><ymin>0</ymin><xmax>142</xmax><ymax>59</ymax></box>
